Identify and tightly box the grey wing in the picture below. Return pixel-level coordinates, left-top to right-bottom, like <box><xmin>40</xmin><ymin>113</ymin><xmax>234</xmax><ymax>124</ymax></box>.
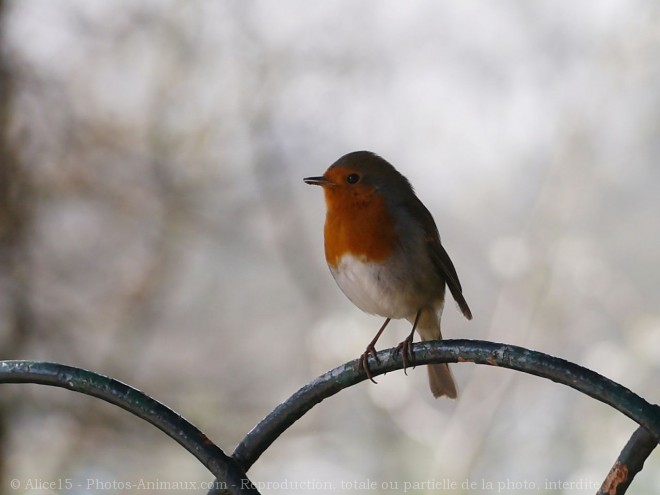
<box><xmin>427</xmin><ymin>239</ymin><xmax>472</xmax><ymax>320</ymax></box>
<box><xmin>404</xmin><ymin>194</ymin><xmax>473</xmax><ymax>320</ymax></box>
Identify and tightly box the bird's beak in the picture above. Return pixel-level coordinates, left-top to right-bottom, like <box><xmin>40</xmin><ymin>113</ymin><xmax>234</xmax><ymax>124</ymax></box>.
<box><xmin>303</xmin><ymin>175</ymin><xmax>332</xmax><ymax>187</ymax></box>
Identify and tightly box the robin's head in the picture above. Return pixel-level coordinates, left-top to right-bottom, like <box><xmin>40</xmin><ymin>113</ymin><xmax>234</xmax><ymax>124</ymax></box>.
<box><xmin>303</xmin><ymin>151</ymin><xmax>414</xmax><ymax>208</ymax></box>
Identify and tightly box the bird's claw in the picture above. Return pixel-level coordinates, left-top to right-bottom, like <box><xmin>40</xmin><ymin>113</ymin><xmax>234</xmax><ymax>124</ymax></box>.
<box><xmin>395</xmin><ymin>335</ymin><xmax>416</xmax><ymax>375</ymax></box>
<box><xmin>358</xmin><ymin>344</ymin><xmax>380</xmax><ymax>384</ymax></box>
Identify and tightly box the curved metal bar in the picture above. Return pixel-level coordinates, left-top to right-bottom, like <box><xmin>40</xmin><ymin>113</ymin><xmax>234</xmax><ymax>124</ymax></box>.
<box><xmin>233</xmin><ymin>339</ymin><xmax>660</xmax><ymax>470</ymax></box>
<box><xmin>597</xmin><ymin>426</ymin><xmax>657</xmax><ymax>495</ymax></box>
<box><xmin>0</xmin><ymin>361</ymin><xmax>259</xmax><ymax>495</ymax></box>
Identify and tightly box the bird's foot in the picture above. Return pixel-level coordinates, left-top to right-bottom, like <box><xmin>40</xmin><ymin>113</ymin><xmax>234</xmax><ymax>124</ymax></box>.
<box><xmin>395</xmin><ymin>335</ymin><xmax>416</xmax><ymax>375</ymax></box>
<box><xmin>358</xmin><ymin>344</ymin><xmax>380</xmax><ymax>384</ymax></box>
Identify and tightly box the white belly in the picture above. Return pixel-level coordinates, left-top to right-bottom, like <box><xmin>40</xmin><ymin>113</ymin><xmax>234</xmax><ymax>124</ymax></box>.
<box><xmin>329</xmin><ymin>254</ymin><xmax>423</xmax><ymax>319</ymax></box>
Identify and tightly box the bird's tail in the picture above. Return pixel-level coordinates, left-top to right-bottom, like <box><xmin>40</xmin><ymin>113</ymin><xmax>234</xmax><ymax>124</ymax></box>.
<box><xmin>410</xmin><ymin>308</ymin><xmax>458</xmax><ymax>399</ymax></box>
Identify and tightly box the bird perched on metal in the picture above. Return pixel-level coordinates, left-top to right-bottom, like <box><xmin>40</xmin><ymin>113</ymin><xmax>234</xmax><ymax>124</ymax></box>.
<box><xmin>304</xmin><ymin>151</ymin><xmax>472</xmax><ymax>398</ymax></box>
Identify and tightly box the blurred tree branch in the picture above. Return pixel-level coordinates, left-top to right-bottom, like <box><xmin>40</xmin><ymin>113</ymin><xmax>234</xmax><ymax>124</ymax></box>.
<box><xmin>0</xmin><ymin>1</ymin><xmax>35</xmax><ymax>492</ymax></box>
<box><xmin>1</xmin><ymin>3</ymin><xmax>658</xmax><ymax>493</ymax></box>
<box><xmin>0</xmin><ymin>0</ymin><xmax>34</xmax><ymax>361</ymax></box>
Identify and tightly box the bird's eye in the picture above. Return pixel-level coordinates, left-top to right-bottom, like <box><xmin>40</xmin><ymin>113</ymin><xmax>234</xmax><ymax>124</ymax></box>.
<box><xmin>346</xmin><ymin>173</ymin><xmax>360</xmax><ymax>184</ymax></box>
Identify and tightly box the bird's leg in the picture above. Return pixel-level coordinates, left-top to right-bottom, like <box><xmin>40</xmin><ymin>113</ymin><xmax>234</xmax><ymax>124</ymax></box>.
<box><xmin>395</xmin><ymin>309</ymin><xmax>421</xmax><ymax>375</ymax></box>
<box><xmin>359</xmin><ymin>318</ymin><xmax>391</xmax><ymax>384</ymax></box>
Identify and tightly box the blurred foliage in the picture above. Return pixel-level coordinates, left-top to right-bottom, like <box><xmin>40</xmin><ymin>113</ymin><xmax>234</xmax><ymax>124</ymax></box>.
<box><xmin>0</xmin><ymin>1</ymin><xmax>659</xmax><ymax>494</ymax></box>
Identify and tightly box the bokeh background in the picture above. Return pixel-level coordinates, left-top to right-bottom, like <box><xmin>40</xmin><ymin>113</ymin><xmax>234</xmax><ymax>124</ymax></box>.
<box><xmin>1</xmin><ymin>1</ymin><xmax>659</xmax><ymax>494</ymax></box>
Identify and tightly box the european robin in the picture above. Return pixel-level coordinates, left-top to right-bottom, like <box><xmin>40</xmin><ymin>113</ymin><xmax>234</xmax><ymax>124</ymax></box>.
<box><xmin>304</xmin><ymin>151</ymin><xmax>472</xmax><ymax>399</ymax></box>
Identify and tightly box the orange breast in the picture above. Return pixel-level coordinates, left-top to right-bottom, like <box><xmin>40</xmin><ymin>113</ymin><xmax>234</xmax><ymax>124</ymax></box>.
<box><xmin>323</xmin><ymin>187</ymin><xmax>398</xmax><ymax>268</ymax></box>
